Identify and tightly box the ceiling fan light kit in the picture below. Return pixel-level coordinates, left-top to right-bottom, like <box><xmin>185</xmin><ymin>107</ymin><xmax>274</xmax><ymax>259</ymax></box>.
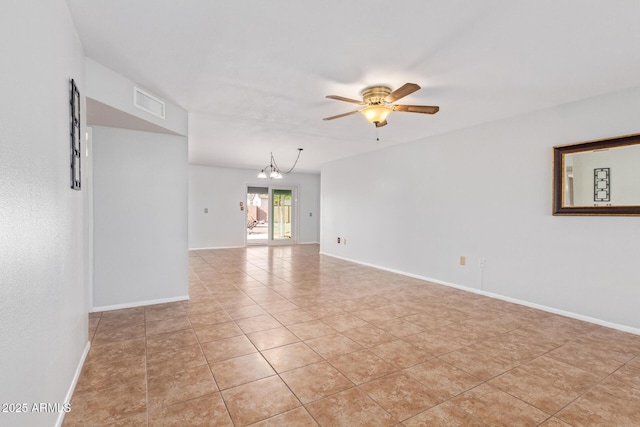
<box><xmin>324</xmin><ymin>82</ymin><xmax>439</xmax><ymax>128</ymax></box>
<box><xmin>362</xmin><ymin>105</ymin><xmax>393</xmax><ymax>124</ymax></box>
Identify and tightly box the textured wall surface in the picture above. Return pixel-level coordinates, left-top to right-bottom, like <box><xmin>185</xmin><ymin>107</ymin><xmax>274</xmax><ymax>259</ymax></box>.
<box><xmin>0</xmin><ymin>1</ymin><xmax>88</xmax><ymax>426</ymax></box>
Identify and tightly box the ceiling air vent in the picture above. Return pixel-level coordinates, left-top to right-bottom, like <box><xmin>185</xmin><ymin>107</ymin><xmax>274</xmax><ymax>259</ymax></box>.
<box><xmin>133</xmin><ymin>87</ymin><xmax>165</xmax><ymax>119</ymax></box>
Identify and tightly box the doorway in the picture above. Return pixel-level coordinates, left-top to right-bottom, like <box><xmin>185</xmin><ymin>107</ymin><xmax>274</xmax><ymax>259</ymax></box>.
<box><xmin>246</xmin><ymin>185</ymin><xmax>297</xmax><ymax>246</ymax></box>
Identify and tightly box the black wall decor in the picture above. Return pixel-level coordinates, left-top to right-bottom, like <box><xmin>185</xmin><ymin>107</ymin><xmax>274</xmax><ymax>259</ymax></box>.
<box><xmin>70</xmin><ymin>78</ymin><xmax>81</xmax><ymax>190</ymax></box>
<box><xmin>594</xmin><ymin>167</ymin><xmax>610</xmax><ymax>202</ymax></box>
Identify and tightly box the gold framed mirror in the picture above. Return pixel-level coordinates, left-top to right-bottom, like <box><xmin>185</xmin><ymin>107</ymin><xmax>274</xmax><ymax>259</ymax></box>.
<box><xmin>553</xmin><ymin>133</ymin><xmax>640</xmax><ymax>216</ymax></box>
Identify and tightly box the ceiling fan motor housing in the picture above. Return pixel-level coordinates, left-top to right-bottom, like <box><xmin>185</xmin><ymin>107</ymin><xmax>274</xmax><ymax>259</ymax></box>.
<box><xmin>361</xmin><ymin>86</ymin><xmax>392</xmax><ymax>105</ymax></box>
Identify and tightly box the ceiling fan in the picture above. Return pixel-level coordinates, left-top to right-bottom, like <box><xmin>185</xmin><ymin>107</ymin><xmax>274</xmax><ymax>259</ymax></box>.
<box><xmin>323</xmin><ymin>83</ymin><xmax>439</xmax><ymax>127</ymax></box>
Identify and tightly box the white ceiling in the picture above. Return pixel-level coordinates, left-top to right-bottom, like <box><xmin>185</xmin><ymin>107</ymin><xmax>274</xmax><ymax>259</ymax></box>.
<box><xmin>66</xmin><ymin>0</ymin><xmax>640</xmax><ymax>173</ymax></box>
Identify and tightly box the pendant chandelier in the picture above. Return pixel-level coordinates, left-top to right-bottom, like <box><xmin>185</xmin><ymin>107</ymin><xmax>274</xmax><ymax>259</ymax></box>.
<box><xmin>257</xmin><ymin>148</ymin><xmax>303</xmax><ymax>179</ymax></box>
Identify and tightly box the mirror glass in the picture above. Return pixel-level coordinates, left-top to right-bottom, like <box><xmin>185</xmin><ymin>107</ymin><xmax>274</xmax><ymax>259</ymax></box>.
<box><xmin>563</xmin><ymin>144</ymin><xmax>640</xmax><ymax>207</ymax></box>
<box><xmin>553</xmin><ymin>134</ymin><xmax>640</xmax><ymax>215</ymax></box>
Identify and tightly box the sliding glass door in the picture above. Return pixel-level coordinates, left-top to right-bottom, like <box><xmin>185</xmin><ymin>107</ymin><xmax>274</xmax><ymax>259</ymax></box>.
<box><xmin>246</xmin><ymin>185</ymin><xmax>297</xmax><ymax>245</ymax></box>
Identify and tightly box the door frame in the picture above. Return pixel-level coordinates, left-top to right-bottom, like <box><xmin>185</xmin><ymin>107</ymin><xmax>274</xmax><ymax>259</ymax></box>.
<box><xmin>85</xmin><ymin>127</ymin><xmax>94</xmax><ymax>312</ymax></box>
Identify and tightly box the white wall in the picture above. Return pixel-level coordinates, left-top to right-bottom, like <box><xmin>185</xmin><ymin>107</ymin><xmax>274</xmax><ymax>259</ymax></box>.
<box><xmin>321</xmin><ymin>86</ymin><xmax>640</xmax><ymax>331</ymax></box>
<box><xmin>189</xmin><ymin>165</ymin><xmax>320</xmax><ymax>248</ymax></box>
<box><xmin>0</xmin><ymin>1</ymin><xmax>88</xmax><ymax>426</ymax></box>
<box><xmin>93</xmin><ymin>127</ymin><xmax>188</xmax><ymax>309</ymax></box>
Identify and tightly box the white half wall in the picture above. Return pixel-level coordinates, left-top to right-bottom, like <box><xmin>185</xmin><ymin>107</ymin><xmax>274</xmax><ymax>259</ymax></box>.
<box><xmin>321</xmin><ymin>86</ymin><xmax>640</xmax><ymax>330</ymax></box>
<box><xmin>0</xmin><ymin>1</ymin><xmax>88</xmax><ymax>426</ymax></box>
<box><xmin>189</xmin><ymin>165</ymin><xmax>320</xmax><ymax>248</ymax></box>
<box><xmin>93</xmin><ymin>126</ymin><xmax>188</xmax><ymax>309</ymax></box>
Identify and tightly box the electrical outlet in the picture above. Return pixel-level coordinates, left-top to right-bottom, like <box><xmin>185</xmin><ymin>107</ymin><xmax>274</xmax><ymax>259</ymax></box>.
<box><xmin>204</xmin><ymin>208</ymin><xmax>208</xmax><ymax>213</ymax></box>
<box><xmin>337</xmin><ymin>237</ymin><xmax>341</xmax><ymax>244</ymax></box>
<box><xmin>459</xmin><ymin>256</ymin><xmax>465</xmax><ymax>266</ymax></box>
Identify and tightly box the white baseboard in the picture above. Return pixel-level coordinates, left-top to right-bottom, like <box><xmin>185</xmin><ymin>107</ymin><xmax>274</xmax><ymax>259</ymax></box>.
<box><xmin>190</xmin><ymin>243</ymin><xmax>319</xmax><ymax>251</ymax></box>
<box><xmin>320</xmin><ymin>251</ymin><xmax>640</xmax><ymax>336</ymax></box>
<box><xmin>189</xmin><ymin>245</ymin><xmax>245</xmax><ymax>250</ymax></box>
<box><xmin>56</xmin><ymin>341</ymin><xmax>90</xmax><ymax>427</ymax></box>
<box><xmin>92</xmin><ymin>295</ymin><xmax>189</xmax><ymax>313</ymax></box>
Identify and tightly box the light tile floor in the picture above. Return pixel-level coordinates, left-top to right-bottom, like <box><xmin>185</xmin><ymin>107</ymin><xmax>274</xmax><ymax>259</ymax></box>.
<box><xmin>64</xmin><ymin>244</ymin><xmax>640</xmax><ymax>426</ymax></box>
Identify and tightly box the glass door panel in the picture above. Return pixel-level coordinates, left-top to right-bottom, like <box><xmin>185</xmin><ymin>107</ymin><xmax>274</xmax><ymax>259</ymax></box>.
<box><xmin>271</xmin><ymin>189</ymin><xmax>293</xmax><ymax>241</ymax></box>
<box><xmin>247</xmin><ymin>186</ymin><xmax>269</xmax><ymax>245</ymax></box>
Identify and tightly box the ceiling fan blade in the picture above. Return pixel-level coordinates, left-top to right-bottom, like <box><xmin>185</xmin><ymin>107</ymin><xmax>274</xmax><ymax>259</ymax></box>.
<box><xmin>384</xmin><ymin>83</ymin><xmax>420</xmax><ymax>103</ymax></box>
<box><xmin>375</xmin><ymin>120</ymin><xmax>388</xmax><ymax>128</ymax></box>
<box><xmin>326</xmin><ymin>95</ymin><xmax>365</xmax><ymax>105</ymax></box>
<box><xmin>322</xmin><ymin>110</ymin><xmax>361</xmax><ymax>121</ymax></box>
<box><xmin>393</xmin><ymin>104</ymin><xmax>440</xmax><ymax>114</ymax></box>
